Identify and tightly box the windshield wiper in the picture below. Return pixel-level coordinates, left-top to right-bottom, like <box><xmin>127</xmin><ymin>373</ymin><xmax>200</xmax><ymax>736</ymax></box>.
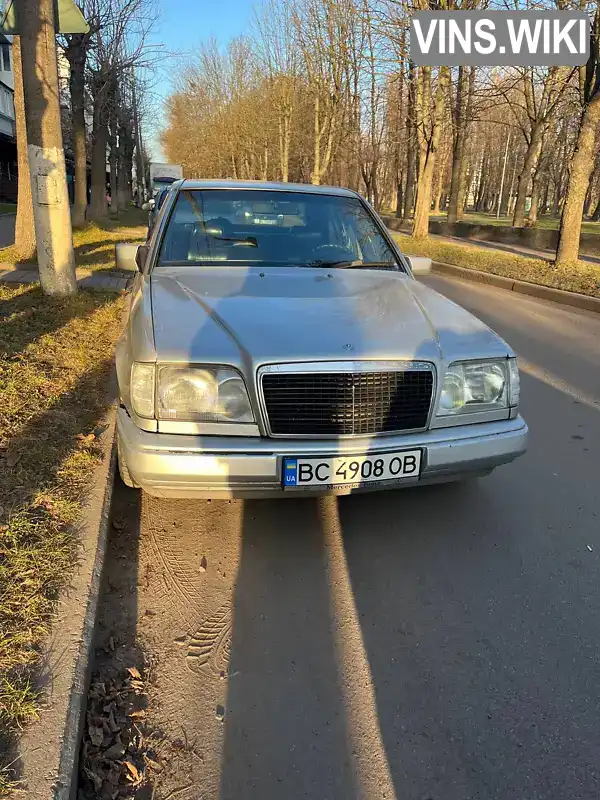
<box><xmin>305</xmin><ymin>259</ymin><xmax>397</xmax><ymax>269</ymax></box>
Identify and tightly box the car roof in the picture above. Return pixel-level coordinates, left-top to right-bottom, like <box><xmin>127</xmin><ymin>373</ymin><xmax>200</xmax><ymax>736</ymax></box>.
<box><xmin>177</xmin><ymin>179</ymin><xmax>359</xmax><ymax>198</ymax></box>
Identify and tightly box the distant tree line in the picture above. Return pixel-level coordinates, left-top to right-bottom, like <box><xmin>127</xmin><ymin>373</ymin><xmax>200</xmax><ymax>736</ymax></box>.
<box><xmin>161</xmin><ymin>0</ymin><xmax>600</xmax><ymax>266</ymax></box>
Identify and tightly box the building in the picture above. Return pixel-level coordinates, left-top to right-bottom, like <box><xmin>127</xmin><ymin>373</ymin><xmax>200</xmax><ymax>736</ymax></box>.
<box><xmin>0</xmin><ymin>32</ymin><xmax>16</xmax><ymax>203</ymax></box>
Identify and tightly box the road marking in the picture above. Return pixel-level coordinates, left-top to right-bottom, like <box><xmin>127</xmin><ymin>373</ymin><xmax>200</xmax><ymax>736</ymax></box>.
<box><xmin>319</xmin><ymin>496</ymin><xmax>398</xmax><ymax>800</ymax></box>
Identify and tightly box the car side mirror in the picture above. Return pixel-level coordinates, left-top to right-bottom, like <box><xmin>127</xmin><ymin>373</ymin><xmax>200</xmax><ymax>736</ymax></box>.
<box><xmin>135</xmin><ymin>244</ymin><xmax>149</xmax><ymax>272</ymax></box>
<box><xmin>405</xmin><ymin>256</ymin><xmax>432</xmax><ymax>276</ymax></box>
<box><xmin>142</xmin><ymin>200</ymin><xmax>154</xmax><ymax>212</ymax></box>
<box><xmin>115</xmin><ymin>242</ymin><xmax>140</xmax><ymax>272</ymax></box>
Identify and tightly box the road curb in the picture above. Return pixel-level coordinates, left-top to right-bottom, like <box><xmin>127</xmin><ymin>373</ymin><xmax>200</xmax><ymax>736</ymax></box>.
<box><xmin>17</xmin><ymin>402</ymin><xmax>118</xmax><ymax>800</ymax></box>
<box><xmin>431</xmin><ymin>261</ymin><xmax>600</xmax><ymax>314</ymax></box>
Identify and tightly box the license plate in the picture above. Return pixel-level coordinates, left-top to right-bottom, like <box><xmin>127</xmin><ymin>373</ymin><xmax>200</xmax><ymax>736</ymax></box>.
<box><xmin>282</xmin><ymin>450</ymin><xmax>421</xmax><ymax>489</ymax></box>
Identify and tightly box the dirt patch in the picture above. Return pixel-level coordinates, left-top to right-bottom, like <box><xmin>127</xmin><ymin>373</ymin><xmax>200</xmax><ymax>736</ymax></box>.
<box><xmin>82</xmin><ymin>482</ymin><xmax>243</xmax><ymax>799</ymax></box>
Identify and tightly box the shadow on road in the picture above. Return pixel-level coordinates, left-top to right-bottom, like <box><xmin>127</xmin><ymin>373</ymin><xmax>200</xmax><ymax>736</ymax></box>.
<box><xmin>220</xmin><ymin>497</ymin><xmax>357</xmax><ymax>799</ymax></box>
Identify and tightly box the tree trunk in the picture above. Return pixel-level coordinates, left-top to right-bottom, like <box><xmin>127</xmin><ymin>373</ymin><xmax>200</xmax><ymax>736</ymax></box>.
<box><xmin>117</xmin><ymin>118</ymin><xmax>134</xmax><ymax>209</ymax></box>
<box><xmin>527</xmin><ymin>160</ymin><xmax>545</xmax><ymax>226</ymax></box>
<box><xmin>402</xmin><ymin>61</ymin><xmax>416</xmax><ymax>221</ymax></box>
<box><xmin>395</xmin><ymin>175</ymin><xmax>404</xmax><ymax>219</ymax></box>
<box><xmin>412</xmin><ymin>67</ymin><xmax>447</xmax><ymax>240</ymax></box>
<box><xmin>432</xmin><ymin>181</ymin><xmax>442</xmax><ymax>215</ymax></box>
<box><xmin>448</xmin><ymin>66</ymin><xmax>465</xmax><ymax>224</ymax></box>
<box><xmin>20</xmin><ymin>0</ymin><xmax>76</xmax><ymax>294</ymax></box>
<box><xmin>12</xmin><ymin>37</ymin><xmax>36</xmax><ymax>261</ymax></box>
<box><xmin>109</xmin><ymin>139</ymin><xmax>118</xmax><ymax>213</ymax></box>
<box><xmin>311</xmin><ymin>94</ymin><xmax>321</xmax><ymax>185</ymax></box>
<box><xmin>513</xmin><ymin>129</ymin><xmax>543</xmax><ymax>227</ymax></box>
<box><xmin>556</xmin><ymin>97</ymin><xmax>600</xmax><ymax>265</ymax></box>
<box><xmin>541</xmin><ymin>178</ymin><xmax>550</xmax><ymax>217</ymax></box>
<box><xmin>89</xmin><ymin>88</ymin><xmax>108</xmax><ymax>220</ymax></box>
<box><xmin>413</xmin><ymin>155</ymin><xmax>435</xmax><ymax>238</ymax></box>
<box><xmin>66</xmin><ymin>37</ymin><xmax>87</xmax><ymax>227</ymax></box>
<box><xmin>278</xmin><ymin>107</ymin><xmax>291</xmax><ymax>182</ymax></box>
<box><xmin>456</xmin><ymin>153</ymin><xmax>469</xmax><ymax>218</ymax></box>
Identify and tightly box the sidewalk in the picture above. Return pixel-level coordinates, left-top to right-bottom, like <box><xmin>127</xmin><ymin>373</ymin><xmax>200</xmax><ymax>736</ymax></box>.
<box><xmin>0</xmin><ymin>264</ymin><xmax>132</xmax><ymax>293</ymax></box>
<box><xmin>429</xmin><ymin>232</ymin><xmax>600</xmax><ymax>265</ymax></box>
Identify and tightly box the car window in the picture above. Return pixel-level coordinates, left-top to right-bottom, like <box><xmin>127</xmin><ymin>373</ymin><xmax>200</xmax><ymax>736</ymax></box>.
<box><xmin>156</xmin><ymin>189</ymin><xmax>400</xmax><ymax>269</ymax></box>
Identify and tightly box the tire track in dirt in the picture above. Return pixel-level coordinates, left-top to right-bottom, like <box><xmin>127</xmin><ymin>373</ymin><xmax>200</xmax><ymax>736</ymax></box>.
<box><xmin>186</xmin><ymin>604</ymin><xmax>232</xmax><ymax>676</ymax></box>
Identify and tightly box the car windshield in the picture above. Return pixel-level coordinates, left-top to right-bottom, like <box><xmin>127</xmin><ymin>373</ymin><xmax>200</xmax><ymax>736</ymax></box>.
<box><xmin>156</xmin><ymin>189</ymin><xmax>400</xmax><ymax>269</ymax></box>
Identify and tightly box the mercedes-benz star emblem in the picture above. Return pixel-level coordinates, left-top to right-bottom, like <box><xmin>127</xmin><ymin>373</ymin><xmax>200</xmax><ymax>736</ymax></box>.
<box><xmin>343</xmin><ymin>343</ymin><xmax>355</xmax><ymax>351</ymax></box>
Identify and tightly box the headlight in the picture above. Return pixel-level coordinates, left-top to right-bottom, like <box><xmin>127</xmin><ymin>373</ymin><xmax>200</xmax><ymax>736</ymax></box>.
<box><xmin>437</xmin><ymin>359</ymin><xmax>518</xmax><ymax>417</ymax></box>
<box><xmin>157</xmin><ymin>366</ymin><xmax>254</xmax><ymax>423</ymax></box>
<box><xmin>130</xmin><ymin>363</ymin><xmax>155</xmax><ymax>419</ymax></box>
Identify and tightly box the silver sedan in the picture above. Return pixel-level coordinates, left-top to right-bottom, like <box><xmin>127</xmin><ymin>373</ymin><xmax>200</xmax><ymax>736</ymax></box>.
<box><xmin>114</xmin><ymin>179</ymin><xmax>527</xmax><ymax>498</ymax></box>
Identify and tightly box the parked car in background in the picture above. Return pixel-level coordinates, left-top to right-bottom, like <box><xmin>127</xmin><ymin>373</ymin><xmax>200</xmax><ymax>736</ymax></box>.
<box><xmin>148</xmin><ymin>162</ymin><xmax>183</xmax><ymax>195</ymax></box>
<box><xmin>143</xmin><ymin>184</ymin><xmax>172</xmax><ymax>238</ymax></box>
<box><xmin>114</xmin><ymin>180</ymin><xmax>527</xmax><ymax>499</ymax></box>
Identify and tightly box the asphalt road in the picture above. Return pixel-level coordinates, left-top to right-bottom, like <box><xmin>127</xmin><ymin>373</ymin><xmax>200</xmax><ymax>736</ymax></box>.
<box><xmin>96</xmin><ymin>275</ymin><xmax>600</xmax><ymax>800</ymax></box>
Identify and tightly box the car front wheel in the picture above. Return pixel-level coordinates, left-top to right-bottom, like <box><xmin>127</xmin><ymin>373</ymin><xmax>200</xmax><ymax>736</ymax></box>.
<box><xmin>117</xmin><ymin>435</ymin><xmax>139</xmax><ymax>489</ymax></box>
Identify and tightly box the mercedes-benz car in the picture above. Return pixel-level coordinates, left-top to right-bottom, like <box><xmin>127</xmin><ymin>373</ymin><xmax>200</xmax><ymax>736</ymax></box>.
<box><xmin>114</xmin><ymin>179</ymin><xmax>527</xmax><ymax>498</ymax></box>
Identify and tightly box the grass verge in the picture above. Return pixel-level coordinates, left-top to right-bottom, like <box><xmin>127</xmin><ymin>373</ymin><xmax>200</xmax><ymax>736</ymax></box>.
<box><xmin>0</xmin><ymin>285</ymin><xmax>124</xmax><ymax>794</ymax></box>
<box><xmin>0</xmin><ymin>208</ymin><xmax>147</xmax><ymax>272</ymax></box>
<box><xmin>392</xmin><ymin>233</ymin><xmax>600</xmax><ymax>298</ymax></box>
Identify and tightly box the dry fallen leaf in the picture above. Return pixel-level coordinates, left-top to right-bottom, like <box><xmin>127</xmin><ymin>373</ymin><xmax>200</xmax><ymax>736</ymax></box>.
<box><xmin>143</xmin><ymin>756</ymin><xmax>163</xmax><ymax>773</ymax></box>
<box><xmin>89</xmin><ymin>725</ymin><xmax>104</xmax><ymax>747</ymax></box>
<box><xmin>126</xmin><ymin>666</ymin><xmax>142</xmax><ymax>680</ymax></box>
<box><xmin>108</xmin><ymin>708</ymin><xmax>120</xmax><ymax>734</ymax></box>
<box><xmin>128</xmin><ymin>709</ymin><xmax>145</xmax><ymax>719</ymax></box>
<box><xmin>103</xmin><ymin>741</ymin><xmax>125</xmax><ymax>760</ymax></box>
<box><xmin>123</xmin><ymin>760</ymin><xmax>141</xmax><ymax>783</ymax></box>
<box><xmin>84</xmin><ymin>767</ymin><xmax>103</xmax><ymax>791</ymax></box>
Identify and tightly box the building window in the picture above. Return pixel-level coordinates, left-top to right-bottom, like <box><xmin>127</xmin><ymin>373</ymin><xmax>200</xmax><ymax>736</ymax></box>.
<box><xmin>1</xmin><ymin>44</ymin><xmax>9</xmax><ymax>72</ymax></box>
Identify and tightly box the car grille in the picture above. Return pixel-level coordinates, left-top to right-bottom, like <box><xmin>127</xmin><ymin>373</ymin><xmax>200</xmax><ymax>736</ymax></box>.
<box><xmin>261</xmin><ymin>366</ymin><xmax>434</xmax><ymax>436</ymax></box>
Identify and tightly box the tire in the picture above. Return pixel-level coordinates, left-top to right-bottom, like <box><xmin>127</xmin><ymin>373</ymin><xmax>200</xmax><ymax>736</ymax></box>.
<box><xmin>117</xmin><ymin>436</ymin><xmax>139</xmax><ymax>489</ymax></box>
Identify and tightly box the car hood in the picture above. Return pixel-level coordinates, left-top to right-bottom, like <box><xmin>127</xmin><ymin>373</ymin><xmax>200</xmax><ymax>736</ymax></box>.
<box><xmin>149</xmin><ymin>266</ymin><xmax>510</xmax><ymax>369</ymax></box>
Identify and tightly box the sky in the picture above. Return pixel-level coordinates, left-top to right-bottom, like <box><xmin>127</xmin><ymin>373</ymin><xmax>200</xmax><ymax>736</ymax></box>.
<box><xmin>144</xmin><ymin>0</ymin><xmax>256</xmax><ymax>161</ymax></box>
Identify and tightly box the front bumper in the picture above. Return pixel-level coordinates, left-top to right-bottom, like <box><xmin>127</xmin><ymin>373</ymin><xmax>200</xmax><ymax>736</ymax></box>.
<box><xmin>117</xmin><ymin>408</ymin><xmax>528</xmax><ymax>499</ymax></box>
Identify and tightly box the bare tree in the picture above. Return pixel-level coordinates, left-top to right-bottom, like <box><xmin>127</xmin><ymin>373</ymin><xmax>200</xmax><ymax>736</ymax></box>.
<box><xmin>254</xmin><ymin>0</ymin><xmax>300</xmax><ymax>182</ymax></box>
<box><xmin>61</xmin><ymin>5</ymin><xmax>94</xmax><ymax>227</ymax></box>
<box><xmin>412</xmin><ymin>65</ymin><xmax>448</xmax><ymax>239</ymax></box>
<box><xmin>293</xmin><ymin>0</ymin><xmax>351</xmax><ymax>185</ymax></box>
<box><xmin>85</xmin><ymin>0</ymin><xmax>158</xmax><ymax>219</ymax></box>
<box><xmin>447</xmin><ymin>66</ymin><xmax>475</xmax><ymax>223</ymax></box>
<box><xmin>556</xmin><ymin>7</ymin><xmax>600</xmax><ymax>265</ymax></box>
<box><xmin>494</xmin><ymin>67</ymin><xmax>571</xmax><ymax>227</ymax></box>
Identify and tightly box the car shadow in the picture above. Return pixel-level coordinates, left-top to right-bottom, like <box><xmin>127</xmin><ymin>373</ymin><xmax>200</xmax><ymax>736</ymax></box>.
<box><xmin>219</xmin><ymin>497</ymin><xmax>358</xmax><ymax>799</ymax></box>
